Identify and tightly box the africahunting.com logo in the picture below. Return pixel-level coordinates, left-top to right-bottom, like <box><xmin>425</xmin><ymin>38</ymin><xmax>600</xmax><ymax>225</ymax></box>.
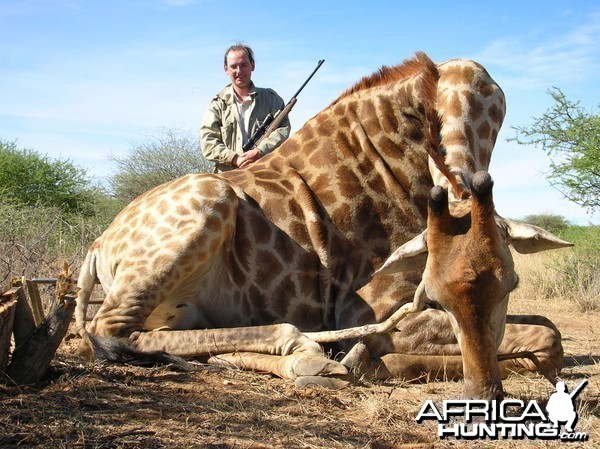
<box><xmin>416</xmin><ymin>379</ymin><xmax>589</xmax><ymax>442</ymax></box>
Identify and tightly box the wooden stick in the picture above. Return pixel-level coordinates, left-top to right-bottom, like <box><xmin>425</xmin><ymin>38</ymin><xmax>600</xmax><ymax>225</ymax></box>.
<box><xmin>24</xmin><ymin>277</ymin><xmax>45</xmax><ymax>326</ymax></box>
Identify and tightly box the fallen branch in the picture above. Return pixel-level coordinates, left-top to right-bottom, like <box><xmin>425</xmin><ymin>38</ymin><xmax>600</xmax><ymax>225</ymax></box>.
<box><xmin>7</xmin><ymin>265</ymin><xmax>77</xmax><ymax>384</ymax></box>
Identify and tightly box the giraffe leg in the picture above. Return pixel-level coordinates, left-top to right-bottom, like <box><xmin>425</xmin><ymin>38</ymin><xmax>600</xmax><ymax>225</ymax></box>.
<box><xmin>497</xmin><ymin>315</ymin><xmax>563</xmax><ymax>378</ymax></box>
<box><xmin>354</xmin><ymin>309</ymin><xmax>563</xmax><ymax>383</ymax></box>
<box><xmin>207</xmin><ymin>351</ymin><xmax>348</xmax><ymax>380</ymax></box>
<box><xmin>128</xmin><ymin>323</ymin><xmax>348</xmax><ymax>380</ymax></box>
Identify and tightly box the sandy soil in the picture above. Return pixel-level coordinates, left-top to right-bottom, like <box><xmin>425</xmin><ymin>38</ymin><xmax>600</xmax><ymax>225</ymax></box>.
<box><xmin>1</xmin><ymin>289</ymin><xmax>598</xmax><ymax>449</ymax></box>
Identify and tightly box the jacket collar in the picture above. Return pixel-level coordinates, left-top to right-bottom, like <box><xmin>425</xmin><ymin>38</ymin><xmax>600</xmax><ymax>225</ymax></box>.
<box><xmin>218</xmin><ymin>82</ymin><xmax>258</xmax><ymax>103</ymax></box>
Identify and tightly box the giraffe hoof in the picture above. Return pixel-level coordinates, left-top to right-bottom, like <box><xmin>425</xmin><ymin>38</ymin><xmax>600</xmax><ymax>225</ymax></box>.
<box><xmin>293</xmin><ymin>357</ymin><xmax>349</xmax><ymax>377</ymax></box>
<box><xmin>295</xmin><ymin>375</ymin><xmax>350</xmax><ymax>390</ymax></box>
<box><xmin>340</xmin><ymin>341</ymin><xmax>370</xmax><ymax>370</ymax></box>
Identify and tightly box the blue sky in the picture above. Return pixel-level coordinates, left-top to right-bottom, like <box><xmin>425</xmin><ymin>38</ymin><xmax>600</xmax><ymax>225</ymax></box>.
<box><xmin>1</xmin><ymin>0</ymin><xmax>598</xmax><ymax>224</ymax></box>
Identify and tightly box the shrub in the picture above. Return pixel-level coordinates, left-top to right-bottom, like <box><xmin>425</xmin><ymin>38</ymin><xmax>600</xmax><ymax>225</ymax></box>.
<box><xmin>521</xmin><ymin>214</ymin><xmax>571</xmax><ymax>234</ymax></box>
<box><xmin>515</xmin><ymin>225</ymin><xmax>599</xmax><ymax>312</ymax></box>
<box><xmin>0</xmin><ymin>202</ymin><xmax>117</xmax><ymax>285</ymax></box>
<box><xmin>0</xmin><ymin>139</ymin><xmax>96</xmax><ymax>215</ymax></box>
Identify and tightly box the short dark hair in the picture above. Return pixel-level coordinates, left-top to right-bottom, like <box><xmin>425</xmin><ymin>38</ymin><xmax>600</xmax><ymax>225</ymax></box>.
<box><xmin>224</xmin><ymin>43</ymin><xmax>255</xmax><ymax>67</ymax></box>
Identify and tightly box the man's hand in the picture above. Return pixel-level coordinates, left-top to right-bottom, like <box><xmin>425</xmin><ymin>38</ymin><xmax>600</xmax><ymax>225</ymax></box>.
<box><xmin>236</xmin><ymin>148</ymin><xmax>263</xmax><ymax>168</ymax></box>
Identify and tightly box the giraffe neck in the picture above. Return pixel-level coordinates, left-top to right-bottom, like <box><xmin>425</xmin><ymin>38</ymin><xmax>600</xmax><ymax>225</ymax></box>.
<box><xmin>228</xmin><ymin>54</ymin><xmax>441</xmax><ymax>277</ymax></box>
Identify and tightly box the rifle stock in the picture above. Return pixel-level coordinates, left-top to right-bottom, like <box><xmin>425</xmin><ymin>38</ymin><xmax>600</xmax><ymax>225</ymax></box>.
<box><xmin>263</xmin><ymin>97</ymin><xmax>297</xmax><ymax>140</ymax></box>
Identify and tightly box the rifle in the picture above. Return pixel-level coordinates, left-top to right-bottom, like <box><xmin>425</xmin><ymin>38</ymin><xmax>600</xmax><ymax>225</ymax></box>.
<box><xmin>568</xmin><ymin>379</ymin><xmax>588</xmax><ymax>400</ymax></box>
<box><xmin>243</xmin><ymin>59</ymin><xmax>325</xmax><ymax>152</ymax></box>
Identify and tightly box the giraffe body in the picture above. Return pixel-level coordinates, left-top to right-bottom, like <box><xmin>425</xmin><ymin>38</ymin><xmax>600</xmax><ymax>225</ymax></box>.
<box><xmin>76</xmin><ymin>53</ymin><xmax>571</xmax><ymax>400</ymax></box>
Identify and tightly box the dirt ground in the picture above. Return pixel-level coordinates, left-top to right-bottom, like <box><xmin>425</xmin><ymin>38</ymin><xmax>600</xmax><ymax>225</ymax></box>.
<box><xmin>1</xmin><ymin>290</ymin><xmax>598</xmax><ymax>448</ymax></box>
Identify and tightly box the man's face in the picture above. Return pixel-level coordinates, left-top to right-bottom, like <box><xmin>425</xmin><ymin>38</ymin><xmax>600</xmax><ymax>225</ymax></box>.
<box><xmin>224</xmin><ymin>50</ymin><xmax>254</xmax><ymax>90</ymax></box>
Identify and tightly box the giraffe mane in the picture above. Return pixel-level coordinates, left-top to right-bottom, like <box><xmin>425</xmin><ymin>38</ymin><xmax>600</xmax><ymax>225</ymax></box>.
<box><xmin>327</xmin><ymin>51</ymin><xmax>467</xmax><ymax>199</ymax></box>
<box><xmin>329</xmin><ymin>51</ymin><xmax>434</xmax><ymax>106</ymax></box>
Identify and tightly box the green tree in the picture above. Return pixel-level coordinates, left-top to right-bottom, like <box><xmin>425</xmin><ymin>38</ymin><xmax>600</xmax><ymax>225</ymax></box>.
<box><xmin>521</xmin><ymin>214</ymin><xmax>571</xmax><ymax>235</ymax></box>
<box><xmin>109</xmin><ymin>128</ymin><xmax>212</xmax><ymax>203</ymax></box>
<box><xmin>510</xmin><ymin>87</ymin><xmax>600</xmax><ymax>212</ymax></box>
<box><xmin>0</xmin><ymin>138</ymin><xmax>96</xmax><ymax>215</ymax></box>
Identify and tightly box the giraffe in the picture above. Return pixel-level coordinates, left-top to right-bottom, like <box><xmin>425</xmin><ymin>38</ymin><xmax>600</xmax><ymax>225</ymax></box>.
<box><xmin>75</xmin><ymin>52</ymin><xmax>572</xmax><ymax>400</ymax></box>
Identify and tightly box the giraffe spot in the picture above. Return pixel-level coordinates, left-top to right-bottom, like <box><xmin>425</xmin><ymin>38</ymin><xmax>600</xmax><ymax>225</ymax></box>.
<box><xmin>254</xmin><ymin>178</ymin><xmax>290</xmax><ymax>197</ymax></box>
<box><xmin>366</xmin><ymin>173</ymin><xmax>386</xmax><ymax>194</ymax></box>
<box><xmin>465</xmin><ymin>92</ymin><xmax>484</xmax><ymax>121</ymax></box>
<box><xmin>337</xmin><ymin>166</ymin><xmax>361</xmax><ymax>198</ymax></box>
<box><xmin>464</xmin><ymin>124</ymin><xmax>475</xmax><ymax>153</ymax></box>
<box><xmin>271</xmin><ymin>278</ymin><xmax>295</xmax><ymax>317</ymax></box>
<box><xmin>490</xmin><ymin>128</ymin><xmax>499</xmax><ymax>145</ymax></box>
<box><xmin>176</xmin><ymin>205</ymin><xmax>191</xmax><ymax>217</ymax></box>
<box><xmin>249</xmin><ymin>211</ymin><xmax>270</xmax><ymax>245</ymax></box>
<box><xmin>308</xmin><ymin>150</ymin><xmax>325</xmax><ymax>167</ymax></box>
<box><xmin>290</xmin><ymin>303</ymin><xmax>322</xmax><ymax>328</ymax></box>
<box><xmin>378</xmin><ymin>135</ymin><xmax>403</xmax><ymax>158</ymax></box>
<box><xmin>189</xmin><ymin>198</ymin><xmax>203</xmax><ymax>212</ymax></box>
<box><xmin>288</xmin><ymin>200</ymin><xmax>303</xmax><ymax>219</ymax></box>
<box><xmin>475</xmin><ymin>77</ymin><xmax>496</xmax><ymax>98</ymax></box>
<box><xmin>317</xmin><ymin>189</ymin><xmax>337</xmax><ymax>209</ymax></box>
<box><xmin>316</xmin><ymin>119</ymin><xmax>334</xmax><ymax>136</ymax></box>
<box><xmin>290</xmin><ymin>221</ymin><xmax>310</xmax><ymax>246</ymax></box>
<box><xmin>204</xmin><ymin>215</ymin><xmax>221</xmax><ymax>234</ymax></box>
<box><xmin>333</xmin><ymin>103</ymin><xmax>346</xmax><ymax>117</ymax></box>
<box><xmin>477</xmin><ymin>121</ymin><xmax>491</xmax><ymax>140</ymax></box>
<box><xmin>444</xmin><ymin>91</ymin><xmax>463</xmax><ymax>118</ymax></box>
<box><xmin>165</xmin><ymin>240</ymin><xmax>182</xmax><ymax>254</ymax></box>
<box><xmin>479</xmin><ymin>149</ymin><xmax>491</xmax><ymax>169</ymax></box>
<box><xmin>404</xmin><ymin>116</ymin><xmax>425</xmax><ymax>143</ymax></box>
<box><xmin>141</xmin><ymin>213</ymin><xmax>157</xmax><ymax>228</ymax></box>
<box><xmin>156</xmin><ymin>226</ymin><xmax>172</xmax><ymax>238</ymax></box>
<box><xmin>157</xmin><ymin>199</ymin><xmax>169</xmax><ymax>216</ymax></box>
<box><xmin>295</xmin><ymin>126</ymin><xmax>314</xmax><ymax>142</ymax></box>
<box><xmin>379</xmin><ymin>99</ymin><xmax>399</xmax><ymax>133</ymax></box>
<box><xmin>361</xmin><ymin>101</ymin><xmax>380</xmax><ymax>136</ymax></box>
<box><xmin>230</xmin><ymin>256</ymin><xmax>247</xmax><ymax>288</ymax></box>
<box><xmin>332</xmin><ymin>203</ymin><xmax>352</xmax><ymax>232</ymax></box>
<box><xmin>273</xmin><ymin>233</ymin><xmax>296</xmax><ymax>262</ymax></box>
<box><xmin>256</xmin><ymin>251</ymin><xmax>284</xmax><ymax>288</ymax></box>
<box><xmin>488</xmin><ymin>103</ymin><xmax>504</xmax><ymax>125</ymax></box>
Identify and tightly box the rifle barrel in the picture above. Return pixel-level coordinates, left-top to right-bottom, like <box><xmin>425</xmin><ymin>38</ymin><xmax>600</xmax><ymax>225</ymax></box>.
<box><xmin>569</xmin><ymin>379</ymin><xmax>589</xmax><ymax>399</ymax></box>
<box><xmin>290</xmin><ymin>59</ymin><xmax>325</xmax><ymax>100</ymax></box>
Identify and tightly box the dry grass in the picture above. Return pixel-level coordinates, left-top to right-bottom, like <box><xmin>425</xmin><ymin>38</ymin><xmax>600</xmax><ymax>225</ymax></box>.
<box><xmin>1</xmin><ymin>250</ymin><xmax>599</xmax><ymax>448</ymax></box>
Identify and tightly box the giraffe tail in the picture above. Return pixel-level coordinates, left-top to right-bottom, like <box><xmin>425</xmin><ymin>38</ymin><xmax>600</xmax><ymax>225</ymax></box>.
<box><xmin>84</xmin><ymin>333</ymin><xmax>195</xmax><ymax>372</ymax></box>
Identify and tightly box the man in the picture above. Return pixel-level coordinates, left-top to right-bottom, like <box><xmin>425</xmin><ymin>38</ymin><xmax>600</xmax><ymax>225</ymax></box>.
<box><xmin>200</xmin><ymin>44</ymin><xmax>291</xmax><ymax>172</ymax></box>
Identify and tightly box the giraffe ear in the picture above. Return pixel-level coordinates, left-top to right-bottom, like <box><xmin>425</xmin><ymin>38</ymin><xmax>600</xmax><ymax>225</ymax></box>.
<box><xmin>503</xmin><ymin>219</ymin><xmax>574</xmax><ymax>254</ymax></box>
<box><xmin>375</xmin><ymin>230</ymin><xmax>428</xmax><ymax>275</ymax></box>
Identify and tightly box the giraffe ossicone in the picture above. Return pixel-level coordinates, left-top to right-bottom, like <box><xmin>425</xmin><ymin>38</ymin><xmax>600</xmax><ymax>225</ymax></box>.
<box><xmin>76</xmin><ymin>52</ymin><xmax>572</xmax><ymax>400</ymax></box>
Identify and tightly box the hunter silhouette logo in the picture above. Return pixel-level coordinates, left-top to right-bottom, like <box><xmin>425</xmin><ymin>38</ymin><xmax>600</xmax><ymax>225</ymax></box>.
<box><xmin>546</xmin><ymin>380</ymin><xmax>587</xmax><ymax>433</ymax></box>
<box><xmin>416</xmin><ymin>379</ymin><xmax>589</xmax><ymax>441</ymax></box>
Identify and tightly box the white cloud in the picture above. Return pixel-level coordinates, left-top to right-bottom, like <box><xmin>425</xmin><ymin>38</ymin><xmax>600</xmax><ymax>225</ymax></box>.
<box><xmin>475</xmin><ymin>12</ymin><xmax>600</xmax><ymax>91</ymax></box>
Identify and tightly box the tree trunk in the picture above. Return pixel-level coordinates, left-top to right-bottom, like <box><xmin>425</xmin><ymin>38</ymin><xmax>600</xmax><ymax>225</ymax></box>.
<box><xmin>7</xmin><ymin>267</ymin><xmax>76</xmax><ymax>384</ymax></box>
<box><xmin>0</xmin><ymin>290</ymin><xmax>18</xmax><ymax>376</ymax></box>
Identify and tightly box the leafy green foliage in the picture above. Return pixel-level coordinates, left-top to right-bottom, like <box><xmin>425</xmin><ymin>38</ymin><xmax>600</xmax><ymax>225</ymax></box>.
<box><xmin>0</xmin><ymin>138</ymin><xmax>97</xmax><ymax>215</ymax></box>
<box><xmin>552</xmin><ymin>225</ymin><xmax>599</xmax><ymax>311</ymax></box>
<box><xmin>109</xmin><ymin>128</ymin><xmax>212</xmax><ymax>203</ymax></box>
<box><xmin>521</xmin><ymin>214</ymin><xmax>571</xmax><ymax>234</ymax></box>
<box><xmin>510</xmin><ymin>88</ymin><xmax>600</xmax><ymax>212</ymax></box>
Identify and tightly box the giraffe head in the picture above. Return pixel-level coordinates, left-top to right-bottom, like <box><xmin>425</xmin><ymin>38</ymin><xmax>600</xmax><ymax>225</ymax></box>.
<box><xmin>376</xmin><ymin>171</ymin><xmax>572</xmax><ymax>401</ymax></box>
